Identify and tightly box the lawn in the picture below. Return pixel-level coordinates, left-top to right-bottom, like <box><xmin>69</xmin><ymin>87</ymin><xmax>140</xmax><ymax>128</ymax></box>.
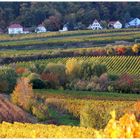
<box><xmin>34</xmin><ymin>89</ymin><xmax>140</xmax><ymax>101</ymax></box>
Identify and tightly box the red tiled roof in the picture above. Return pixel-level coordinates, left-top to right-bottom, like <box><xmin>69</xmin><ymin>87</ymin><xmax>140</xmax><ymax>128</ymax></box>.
<box><xmin>9</xmin><ymin>24</ymin><xmax>23</xmax><ymax>28</ymax></box>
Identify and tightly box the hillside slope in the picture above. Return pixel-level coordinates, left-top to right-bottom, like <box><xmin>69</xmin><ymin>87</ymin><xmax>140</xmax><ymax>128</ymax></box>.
<box><xmin>0</xmin><ymin>94</ymin><xmax>36</xmax><ymax>123</ymax></box>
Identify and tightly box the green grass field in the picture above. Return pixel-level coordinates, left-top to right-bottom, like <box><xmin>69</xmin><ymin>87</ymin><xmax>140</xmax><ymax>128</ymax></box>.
<box><xmin>35</xmin><ymin>89</ymin><xmax>140</xmax><ymax>101</ymax></box>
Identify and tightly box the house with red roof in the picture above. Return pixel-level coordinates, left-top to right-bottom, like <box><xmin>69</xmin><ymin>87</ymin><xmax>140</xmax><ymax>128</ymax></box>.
<box><xmin>35</xmin><ymin>24</ymin><xmax>46</xmax><ymax>33</ymax></box>
<box><xmin>8</xmin><ymin>23</ymin><xmax>23</xmax><ymax>34</ymax></box>
<box><xmin>88</xmin><ymin>19</ymin><xmax>103</xmax><ymax>30</ymax></box>
<box><xmin>108</xmin><ymin>21</ymin><xmax>122</xmax><ymax>29</ymax></box>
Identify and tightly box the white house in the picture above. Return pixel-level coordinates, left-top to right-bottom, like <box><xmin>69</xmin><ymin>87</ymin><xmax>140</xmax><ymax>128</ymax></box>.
<box><xmin>59</xmin><ymin>24</ymin><xmax>68</xmax><ymax>32</ymax></box>
<box><xmin>125</xmin><ymin>18</ymin><xmax>140</xmax><ymax>28</ymax></box>
<box><xmin>108</xmin><ymin>21</ymin><xmax>122</xmax><ymax>29</ymax></box>
<box><xmin>88</xmin><ymin>19</ymin><xmax>102</xmax><ymax>30</ymax></box>
<box><xmin>35</xmin><ymin>24</ymin><xmax>46</xmax><ymax>33</ymax></box>
<box><xmin>8</xmin><ymin>24</ymin><xmax>23</xmax><ymax>34</ymax></box>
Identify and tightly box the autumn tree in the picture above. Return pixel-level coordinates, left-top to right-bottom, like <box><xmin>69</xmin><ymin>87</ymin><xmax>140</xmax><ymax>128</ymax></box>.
<box><xmin>132</xmin><ymin>44</ymin><xmax>140</xmax><ymax>54</ymax></box>
<box><xmin>43</xmin><ymin>16</ymin><xmax>61</xmax><ymax>31</ymax></box>
<box><xmin>11</xmin><ymin>77</ymin><xmax>35</xmax><ymax>112</ymax></box>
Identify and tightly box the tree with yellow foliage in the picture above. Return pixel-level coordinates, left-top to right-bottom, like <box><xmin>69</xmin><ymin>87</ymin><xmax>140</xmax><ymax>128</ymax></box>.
<box><xmin>11</xmin><ymin>77</ymin><xmax>35</xmax><ymax>112</ymax></box>
<box><xmin>65</xmin><ymin>58</ymin><xmax>82</xmax><ymax>79</ymax></box>
<box><xmin>132</xmin><ymin>44</ymin><xmax>140</xmax><ymax>54</ymax></box>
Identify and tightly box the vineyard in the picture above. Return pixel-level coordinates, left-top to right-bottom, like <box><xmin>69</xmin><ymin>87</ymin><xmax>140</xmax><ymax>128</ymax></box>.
<box><xmin>14</xmin><ymin>56</ymin><xmax>140</xmax><ymax>75</ymax></box>
<box><xmin>0</xmin><ymin>111</ymin><xmax>140</xmax><ymax>138</ymax></box>
<box><xmin>0</xmin><ymin>28</ymin><xmax>140</xmax><ymax>138</ymax></box>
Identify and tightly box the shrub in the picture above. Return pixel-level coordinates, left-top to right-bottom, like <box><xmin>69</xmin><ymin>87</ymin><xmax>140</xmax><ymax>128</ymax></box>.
<box><xmin>28</xmin><ymin>73</ymin><xmax>40</xmax><ymax>80</ymax></box>
<box><xmin>16</xmin><ymin>67</ymin><xmax>28</xmax><ymax>75</ymax></box>
<box><xmin>11</xmin><ymin>78</ymin><xmax>35</xmax><ymax>112</ymax></box>
<box><xmin>41</xmin><ymin>72</ymin><xmax>59</xmax><ymax>89</ymax></box>
<box><xmin>80</xmin><ymin>103</ymin><xmax>111</xmax><ymax>129</ymax></box>
<box><xmin>28</xmin><ymin>73</ymin><xmax>46</xmax><ymax>89</ymax></box>
<box><xmin>66</xmin><ymin>58</ymin><xmax>81</xmax><ymax>79</ymax></box>
<box><xmin>115</xmin><ymin>47</ymin><xmax>126</xmax><ymax>55</ymax></box>
<box><xmin>0</xmin><ymin>67</ymin><xmax>17</xmax><ymax>94</ymax></box>
<box><xmin>29</xmin><ymin>63</ymin><xmax>45</xmax><ymax>74</ymax></box>
<box><xmin>74</xmin><ymin>80</ymin><xmax>87</xmax><ymax>91</ymax></box>
<box><xmin>114</xmin><ymin>73</ymin><xmax>134</xmax><ymax>93</ymax></box>
<box><xmin>98</xmin><ymin>73</ymin><xmax>109</xmax><ymax>91</ymax></box>
<box><xmin>30</xmin><ymin>79</ymin><xmax>46</xmax><ymax>89</ymax></box>
<box><xmin>44</xmin><ymin>63</ymin><xmax>66</xmax><ymax>86</ymax></box>
<box><xmin>108</xmin><ymin>74</ymin><xmax>119</xmax><ymax>81</ymax></box>
<box><xmin>32</xmin><ymin>103</ymin><xmax>49</xmax><ymax>121</ymax></box>
<box><xmin>132</xmin><ymin>44</ymin><xmax>140</xmax><ymax>54</ymax></box>
<box><xmin>93</xmin><ymin>64</ymin><xmax>107</xmax><ymax>77</ymax></box>
<box><xmin>80</xmin><ymin>61</ymin><xmax>93</xmax><ymax>79</ymax></box>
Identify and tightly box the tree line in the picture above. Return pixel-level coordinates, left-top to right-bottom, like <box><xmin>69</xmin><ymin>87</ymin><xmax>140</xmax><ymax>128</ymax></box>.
<box><xmin>0</xmin><ymin>2</ymin><xmax>140</xmax><ymax>31</ymax></box>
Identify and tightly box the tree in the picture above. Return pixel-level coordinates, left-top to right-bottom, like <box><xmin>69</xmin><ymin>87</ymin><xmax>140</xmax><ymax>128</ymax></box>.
<box><xmin>43</xmin><ymin>16</ymin><xmax>61</xmax><ymax>31</ymax></box>
<box><xmin>11</xmin><ymin>77</ymin><xmax>35</xmax><ymax>112</ymax></box>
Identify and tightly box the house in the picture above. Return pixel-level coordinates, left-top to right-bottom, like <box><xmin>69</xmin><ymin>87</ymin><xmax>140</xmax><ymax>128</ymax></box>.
<box><xmin>59</xmin><ymin>24</ymin><xmax>68</xmax><ymax>32</ymax></box>
<box><xmin>35</xmin><ymin>24</ymin><xmax>46</xmax><ymax>33</ymax></box>
<box><xmin>125</xmin><ymin>18</ymin><xmax>140</xmax><ymax>28</ymax></box>
<box><xmin>108</xmin><ymin>21</ymin><xmax>122</xmax><ymax>29</ymax></box>
<box><xmin>88</xmin><ymin>19</ymin><xmax>103</xmax><ymax>30</ymax></box>
<box><xmin>8</xmin><ymin>23</ymin><xmax>23</xmax><ymax>34</ymax></box>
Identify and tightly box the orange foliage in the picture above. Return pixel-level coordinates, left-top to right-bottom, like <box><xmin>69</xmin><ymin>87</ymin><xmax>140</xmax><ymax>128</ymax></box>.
<box><xmin>11</xmin><ymin>77</ymin><xmax>34</xmax><ymax>111</ymax></box>
<box><xmin>115</xmin><ymin>47</ymin><xmax>126</xmax><ymax>55</ymax></box>
<box><xmin>16</xmin><ymin>67</ymin><xmax>28</xmax><ymax>75</ymax></box>
<box><xmin>41</xmin><ymin>72</ymin><xmax>59</xmax><ymax>83</ymax></box>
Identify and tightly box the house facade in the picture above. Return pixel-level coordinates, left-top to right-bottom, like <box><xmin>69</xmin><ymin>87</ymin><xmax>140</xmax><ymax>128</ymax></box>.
<box><xmin>59</xmin><ymin>24</ymin><xmax>68</xmax><ymax>32</ymax></box>
<box><xmin>125</xmin><ymin>18</ymin><xmax>140</xmax><ymax>28</ymax></box>
<box><xmin>108</xmin><ymin>21</ymin><xmax>122</xmax><ymax>29</ymax></box>
<box><xmin>8</xmin><ymin>24</ymin><xmax>23</xmax><ymax>34</ymax></box>
<box><xmin>35</xmin><ymin>24</ymin><xmax>46</xmax><ymax>33</ymax></box>
<box><xmin>88</xmin><ymin>19</ymin><xmax>102</xmax><ymax>30</ymax></box>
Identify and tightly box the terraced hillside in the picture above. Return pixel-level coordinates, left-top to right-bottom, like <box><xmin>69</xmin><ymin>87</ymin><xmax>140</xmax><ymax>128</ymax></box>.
<box><xmin>0</xmin><ymin>94</ymin><xmax>36</xmax><ymax>123</ymax></box>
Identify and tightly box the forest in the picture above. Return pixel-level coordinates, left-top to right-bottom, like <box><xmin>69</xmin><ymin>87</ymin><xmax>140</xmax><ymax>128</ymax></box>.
<box><xmin>0</xmin><ymin>2</ymin><xmax>140</xmax><ymax>31</ymax></box>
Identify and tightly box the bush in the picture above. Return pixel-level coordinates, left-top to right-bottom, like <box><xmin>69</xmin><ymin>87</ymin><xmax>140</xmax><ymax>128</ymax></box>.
<box><xmin>29</xmin><ymin>63</ymin><xmax>45</xmax><ymax>74</ymax></box>
<box><xmin>74</xmin><ymin>80</ymin><xmax>87</xmax><ymax>91</ymax></box>
<box><xmin>32</xmin><ymin>103</ymin><xmax>49</xmax><ymax>121</ymax></box>
<box><xmin>66</xmin><ymin>59</ymin><xmax>82</xmax><ymax>79</ymax></box>
<box><xmin>28</xmin><ymin>73</ymin><xmax>46</xmax><ymax>89</ymax></box>
<box><xmin>30</xmin><ymin>79</ymin><xmax>46</xmax><ymax>89</ymax></box>
<box><xmin>28</xmin><ymin>73</ymin><xmax>40</xmax><ymax>80</ymax></box>
<box><xmin>44</xmin><ymin>63</ymin><xmax>66</xmax><ymax>86</ymax></box>
<box><xmin>80</xmin><ymin>103</ymin><xmax>111</xmax><ymax>129</ymax></box>
<box><xmin>93</xmin><ymin>64</ymin><xmax>107</xmax><ymax>77</ymax></box>
<box><xmin>0</xmin><ymin>67</ymin><xmax>17</xmax><ymax>94</ymax></box>
<box><xmin>11</xmin><ymin>78</ymin><xmax>35</xmax><ymax>112</ymax></box>
<box><xmin>41</xmin><ymin>72</ymin><xmax>59</xmax><ymax>89</ymax></box>
<box><xmin>114</xmin><ymin>73</ymin><xmax>133</xmax><ymax>93</ymax></box>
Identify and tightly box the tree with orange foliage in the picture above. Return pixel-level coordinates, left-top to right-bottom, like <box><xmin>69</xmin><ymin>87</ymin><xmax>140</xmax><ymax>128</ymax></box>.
<box><xmin>115</xmin><ymin>47</ymin><xmax>126</xmax><ymax>55</ymax></box>
<box><xmin>11</xmin><ymin>77</ymin><xmax>35</xmax><ymax>112</ymax></box>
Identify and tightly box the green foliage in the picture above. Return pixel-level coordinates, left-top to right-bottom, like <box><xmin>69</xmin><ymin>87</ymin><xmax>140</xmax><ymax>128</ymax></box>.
<box><xmin>93</xmin><ymin>64</ymin><xmax>107</xmax><ymax>77</ymax></box>
<box><xmin>0</xmin><ymin>67</ymin><xmax>17</xmax><ymax>94</ymax></box>
<box><xmin>28</xmin><ymin>73</ymin><xmax>46</xmax><ymax>89</ymax></box>
<box><xmin>30</xmin><ymin>79</ymin><xmax>46</xmax><ymax>89</ymax></box>
<box><xmin>80</xmin><ymin>103</ymin><xmax>111</xmax><ymax>129</ymax></box>
<box><xmin>32</xmin><ymin>103</ymin><xmax>49</xmax><ymax>121</ymax></box>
